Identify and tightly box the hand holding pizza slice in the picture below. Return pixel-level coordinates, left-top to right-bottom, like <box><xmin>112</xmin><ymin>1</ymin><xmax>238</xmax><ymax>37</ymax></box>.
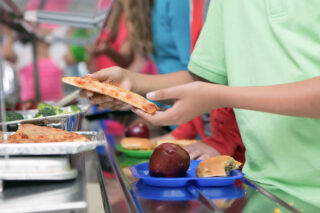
<box><xmin>62</xmin><ymin>75</ymin><xmax>159</xmax><ymax>114</ymax></box>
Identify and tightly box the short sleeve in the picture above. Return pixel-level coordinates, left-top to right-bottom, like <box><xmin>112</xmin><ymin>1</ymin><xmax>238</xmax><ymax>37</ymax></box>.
<box><xmin>188</xmin><ymin>0</ymin><xmax>227</xmax><ymax>85</ymax></box>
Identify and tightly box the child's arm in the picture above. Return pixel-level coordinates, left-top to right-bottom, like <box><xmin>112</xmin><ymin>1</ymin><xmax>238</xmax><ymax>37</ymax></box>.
<box><xmin>133</xmin><ymin>77</ymin><xmax>320</xmax><ymax>125</ymax></box>
<box><xmin>80</xmin><ymin>67</ymin><xmax>202</xmax><ymax>109</ymax></box>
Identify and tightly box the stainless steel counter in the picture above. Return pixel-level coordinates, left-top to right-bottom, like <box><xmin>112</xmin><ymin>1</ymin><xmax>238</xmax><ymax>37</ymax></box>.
<box><xmin>0</xmin><ymin>176</ymin><xmax>86</xmax><ymax>213</ymax></box>
<box><xmin>0</xmin><ymin>152</ymin><xmax>99</xmax><ymax>213</ymax></box>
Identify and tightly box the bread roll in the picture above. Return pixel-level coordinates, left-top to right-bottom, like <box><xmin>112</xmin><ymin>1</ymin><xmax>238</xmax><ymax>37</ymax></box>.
<box><xmin>196</xmin><ymin>155</ymin><xmax>241</xmax><ymax>177</ymax></box>
<box><xmin>120</xmin><ymin>137</ymin><xmax>155</xmax><ymax>150</ymax></box>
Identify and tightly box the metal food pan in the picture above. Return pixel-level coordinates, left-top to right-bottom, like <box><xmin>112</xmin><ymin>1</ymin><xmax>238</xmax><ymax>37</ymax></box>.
<box><xmin>0</xmin><ymin>156</ymin><xmax>77</xmax><ymax>181</ymax></box>
<box><xmin>0</xmin><ymin>131</ymin><xmax>106</xmax><ymax>155</ymax></box>
<box><xmin>1</xmin><ymin>104</ymin><xmax>89</xmax><ymax>131</ymax></box>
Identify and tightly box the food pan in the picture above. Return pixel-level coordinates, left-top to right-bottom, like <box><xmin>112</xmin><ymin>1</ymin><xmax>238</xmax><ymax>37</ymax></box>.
<box><xmin>0</xmin><ymin>104</ymin><xmax>89</xmax><ymax>131</ymax></box>
<box><xmin>0</xmin><ymin>156</ymin><xmax>77</xmax><ymax>180</ymax></box>
<box><xmin>0</xmin><ymin>131</ymin><xmax>105</xmax><ymax>155</ymax></box>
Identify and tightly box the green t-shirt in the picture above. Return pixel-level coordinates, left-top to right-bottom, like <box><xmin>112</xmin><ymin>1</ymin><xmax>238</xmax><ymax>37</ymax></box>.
<box><xmin>189</xmin><ymin>0</ymin><xmax>320</xmax><ymax>208</ymax></box>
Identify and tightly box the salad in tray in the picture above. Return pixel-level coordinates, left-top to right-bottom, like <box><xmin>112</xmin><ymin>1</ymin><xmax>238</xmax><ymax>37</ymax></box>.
<box><xmin>0</xmin><ymin>103</ymin><xmax>85</xmax><ymax>124</ymax></box>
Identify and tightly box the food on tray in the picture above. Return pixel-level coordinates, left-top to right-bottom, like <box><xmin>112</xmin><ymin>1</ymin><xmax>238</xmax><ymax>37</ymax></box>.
<box><xmin>6</xmin><ymin>124</ymin><xmax>88</xmax><ymax>143</ymax></box>
<box><xmin>62</xmin><ymin>76</ymin><xmax>159</xmax><ymax>114</ymax></box>
<box><xmin>196</xmin><ymin>155</ymin><xmax>241</xmax><ymax>177</ymax></box>
<box><xmin>156</xmin><ymin>139</ymin><xmax>197</xmax><ymax>147</ymax></box>
<box><xmin>149</xmin><ymin>143</ymin><xmax>190</xmax><ymax>177</ymax></box>
<box><xmin>0</xmin><ymin>111</ymin><xmax>24</xmax><ymax>121</ymax></box>
<box><xmin>34</xmin><ymin>103</ymin><xmax>81</xmax><ymax>118</ymax></box>
<box><xmin>125</xmin><ymin>122</ymin><xmax>150</xmax><ymax>138</ymax></box>
<box><xmin>120</xmin><ymin>137</ymin><xmax>155</xmax><ymax>150</ymax></box>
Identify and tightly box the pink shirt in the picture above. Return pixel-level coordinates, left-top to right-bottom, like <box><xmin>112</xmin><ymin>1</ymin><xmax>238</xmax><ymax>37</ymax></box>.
<box><xmin>19</xmin><ymin>58</ymin><xmax>64</xmax><ymax>102</ymax></box>
<box><xmin>95</xmin><ymin>13</ymin><xmax>129</xmax><ymax>70</ymax></box>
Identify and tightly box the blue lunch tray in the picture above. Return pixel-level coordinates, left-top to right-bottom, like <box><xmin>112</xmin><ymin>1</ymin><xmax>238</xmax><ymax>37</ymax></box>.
<box><xmin>130</xmin><ymin>160</ymin><xmax>245</xmax><ymax>187</ymax></box>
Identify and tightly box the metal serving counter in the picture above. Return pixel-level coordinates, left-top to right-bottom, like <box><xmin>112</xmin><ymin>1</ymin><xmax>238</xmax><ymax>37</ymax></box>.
<box><xmin>98</xmin><ymin>137</ymin><xmax>320</xmax><ymax>213</ymax></box>
<box><xmin>0</xmin><ymin>151</ymin><xmax>105</xmax><ymax>213</ymax></box>
<box><xmin>0</xmin><ymin>136</ymin><xmax>319</xmax><ymax>213</ymax></box>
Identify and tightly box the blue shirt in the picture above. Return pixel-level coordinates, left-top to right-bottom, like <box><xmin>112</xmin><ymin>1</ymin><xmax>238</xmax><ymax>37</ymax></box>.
<box><xmin>151</xmin><ymin>0</ymin><xmax>191</xmax><ymax>74</ymax></box>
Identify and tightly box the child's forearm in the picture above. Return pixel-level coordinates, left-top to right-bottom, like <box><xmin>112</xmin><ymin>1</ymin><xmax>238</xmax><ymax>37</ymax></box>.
<box><xmin>129</xmin><ymin>70</ymin><xmax>199</xmax><ymax>96</ymax></box>
<box><xmin>213</xmin><ymin>77</ymin><xmax>320</xmax><ymax>118</ymax></box>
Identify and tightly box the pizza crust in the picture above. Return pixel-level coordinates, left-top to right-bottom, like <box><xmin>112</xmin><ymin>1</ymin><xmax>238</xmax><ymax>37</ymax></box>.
<box><xmin>62</xmin><ymin>76</ymin><xmax>159</xmax><ymax>114</ymax></box>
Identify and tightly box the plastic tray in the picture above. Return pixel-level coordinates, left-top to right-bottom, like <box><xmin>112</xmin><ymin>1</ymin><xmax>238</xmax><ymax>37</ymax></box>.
<box><xmin>0</xmin><ymin>131</ymin><xmax>105</xmax><ymax>155</ymax></box>
<box><xmin>130</xmin><ymin>160</ymin><xmax>245</xmax><ymax>187</ymax></box>
<box><xmin>115</xmin><ymin>143</ymin><xmax>153</xmax><ymax>158</ymax></box>
<box><xmin>132</xmin><ymin>180</ymin><xmax>194</xmax><ymax>201</ymax></box>
<box><xmin>132</xmin><ymin>180</ymin><xmax>245</xmax><ymax>201</ymax></box>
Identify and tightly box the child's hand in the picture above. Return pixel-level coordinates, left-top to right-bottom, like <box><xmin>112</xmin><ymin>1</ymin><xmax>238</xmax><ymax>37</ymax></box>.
<box><xmin>183</xmin><ymin>142</ymin><xmax>220</xmax><ymax>160</ymax></box>
<box><xmin>132</xmin><ymin>81</ymin><xmax>222</xmax><ymax>126</ymax></box>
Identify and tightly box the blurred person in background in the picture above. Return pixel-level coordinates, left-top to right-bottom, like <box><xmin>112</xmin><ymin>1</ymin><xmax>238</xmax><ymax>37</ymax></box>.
<box><xmin>123</xmin><ymin>0</ymin><xmax>190</xmax><ymax>75</ymax></box>
<box><xmin>1</xmin><ymin>27</ymin><xmax>67</xmax><ymax>106</ymax></box>
<box><xmin>86</xmin><ymin>0</ymin><xmax>190</xmax><ymax>83</ymax></box>
<box><xmin>1</xmin><ymin>0</ymin><xmax>70</xmax><ymax>108</ymax></box>
<box><xmin>91</xmin><ymin>0</ymin><xmax>133</xmax><ymax>72</ymax></box>
<box><xmin>83</xmin><ymin>0</ymin><xmax>157</xmax><ymax>76</ymax></box>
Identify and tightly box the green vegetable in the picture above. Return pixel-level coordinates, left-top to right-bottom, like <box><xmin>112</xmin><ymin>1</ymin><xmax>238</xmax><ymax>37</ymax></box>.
<box><xmin>33</xmin><ymin>103</ymin><xmax>81</xmax><ymax>118</ymax></box>
<box><xmin>34</xmin><ymin>103</ymin><xmax>64</xmax><ymax>118</ymax></box>
<box><xmin>35</xmin><ymin>107</ymin><xmax>56</xmax><ymax>117</ymax></box>
<box><xmin>0</xmin><ymin>111</ymin><xmax>24</xmax><ymax>121</ymax></box>
<box><xmin>70</xmin><ymin>105</ymin><xmax>81</xmax><ymax>113</ymax></box>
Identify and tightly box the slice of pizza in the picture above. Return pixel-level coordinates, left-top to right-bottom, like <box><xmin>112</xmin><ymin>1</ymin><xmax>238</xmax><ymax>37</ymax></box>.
<box><xmin>62</xmin><ymin>76</ymin><xmax>159</xmax><ymax>114</ymax></box>
<box><xmin>7</xmin><ymin>124</ymin><xmax>88</xmax><ymax>143</ymax></box>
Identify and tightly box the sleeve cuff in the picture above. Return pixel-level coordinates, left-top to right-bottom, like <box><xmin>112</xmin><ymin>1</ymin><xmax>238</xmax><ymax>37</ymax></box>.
<box><xmin>188</xmin><ymin>60</ymin><xmax>228</xmax><ymax>85</ymax></box>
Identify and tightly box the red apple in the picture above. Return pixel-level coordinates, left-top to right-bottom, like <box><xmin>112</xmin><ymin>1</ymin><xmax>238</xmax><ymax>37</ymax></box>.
<box><xmin>125</xmin><ymin>122</ymin><xmax>150</xmax><ymax>138</ymax></box>
<box><xmin>149</xmin><ymin>143</ymin><xmax>190</xmax><ymax>177</ymax></box>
